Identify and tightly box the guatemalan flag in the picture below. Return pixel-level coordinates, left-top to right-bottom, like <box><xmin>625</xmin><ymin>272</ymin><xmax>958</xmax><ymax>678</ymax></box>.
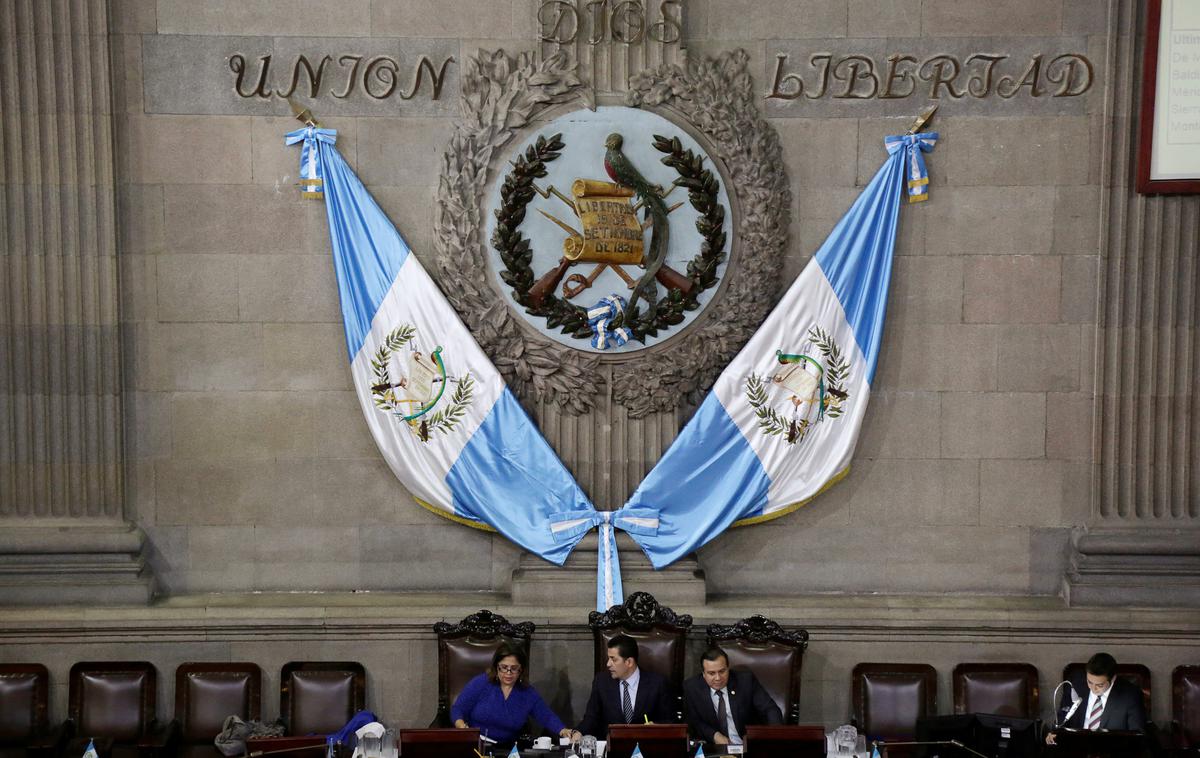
<box><xmin>621</xmin><ymin>132</ymin><xmax>937</xmax><ymax>568</ymax></box>
<box><xmin>286</xmin><ymin>126</ymin><xmax>593</xmax><ymax>565</ymax></box>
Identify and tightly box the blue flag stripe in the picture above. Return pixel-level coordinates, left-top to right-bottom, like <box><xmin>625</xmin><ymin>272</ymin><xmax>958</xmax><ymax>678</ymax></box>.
<box><xmin>813</xmin><ymin>149</ymin><xmax>905</xmax><ymax>383</ymax></box>
<box><xmin>318</xmin><ymin>143</ymin><xmax>412</xmax><ymax>361</ymax></box>
<box><xmin>625</xmin><ymin>393</ymin><xmax>770</xmax><ymax>568</ymax></box>
<box><xmin>446</xmin><ymin>388</ymin><xmax>590</xmax><ymax>566</ymax></box>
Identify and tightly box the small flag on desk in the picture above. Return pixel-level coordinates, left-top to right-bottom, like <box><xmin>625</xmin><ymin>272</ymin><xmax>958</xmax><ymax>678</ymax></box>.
<box><xmin>693</xmin><ymin>744</ymin><xmax>705</xmax><ymax>758</ymax></box>
<box><xmin>82</xmin><ymin>741</ymin><xmax>99</xmax><ymax>758</ymax></box>
<box><xmin>871</xmin><ymin>745</ymin><xmax>882</xmax><ymax>758</ymax></box>
<box><xmin>630</xmin><ymin>744</ymin><xmax>644</xmax><ymax>758</ymax></box>
<box><xmin>507</xmin><ymin>745</ymin><xmax>520</xmax><ymax>758</ymax></box>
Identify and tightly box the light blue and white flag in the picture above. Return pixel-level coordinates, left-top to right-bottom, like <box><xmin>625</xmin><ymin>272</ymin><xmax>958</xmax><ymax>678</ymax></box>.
<box><xmin>286</xmin><ymin>126</ymin><xmax>593</xmax><ymax>565</ymax></box>
<box><xmin>620</xmin><ymin>133</ymin><xmax>937</xmax><ymax>568</ymax></box>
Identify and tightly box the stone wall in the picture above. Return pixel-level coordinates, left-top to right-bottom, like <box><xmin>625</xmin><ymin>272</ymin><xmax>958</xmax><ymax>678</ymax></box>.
<box><xmin>92</xmin><ymin>0</ymin><xmax>1124</xmax><ymax>597</ymax></box>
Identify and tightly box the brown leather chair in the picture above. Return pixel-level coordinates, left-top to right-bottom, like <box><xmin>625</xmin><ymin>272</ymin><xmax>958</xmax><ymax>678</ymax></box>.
<box><xmin>175</xmin><ymin>663</ymin><xmax>261</xmax><ymax>758</ymax></box>
<box><xmin>589</xmin><ymin>591</ymin><xmax>693</xmax><ymax>722</ymax></box>
<box><xmin>952</xmin><ymin>663</ymin><xmax>1038</xmax><ymax>718</ymax></box>
<box><xmin>280</xmin><ymin>662</ymin><xmax>365</xmax><ymax>736</ymax></box>
<box><xmin>430</xmin><ymin>610</ymin><xmax>535</xmax><ymax>727</ymax></box>
<box><xmin>1063</xmin><ymin>661</ymin><xmax>1151</xmax><ymax>713</ymax></box>
<box><xmin>68</xmin><ymin>661</ymin><xmax>176</xmax><ymax>758</ymax></box>
<box><xmin>851</xmin><ymin>663</ymin><xmax>936</xmax><ymax>757</ymax></box>
<box><xmin>0</xmin><ymin>664</ymin><xmax>61</xmax><ymax>758</ymax></box>
<box><xmin>706</xmin><ymin>616</ymin><xmax>809</xmax><ymax>724</ymax></box>
<box><xmin>1172</xmin><ymin>665</ymin><xmax>1200</xmax><ymax>750</ymax></box>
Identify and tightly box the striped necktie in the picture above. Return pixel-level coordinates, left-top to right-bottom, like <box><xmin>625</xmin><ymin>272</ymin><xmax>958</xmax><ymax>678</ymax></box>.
<box><xmin>1086</xmin><ymin>695</ymin><xmax>1104</xmax><ymax>730</ymax></box>
<box><xmin>622</xmin><ymin>680</ymin><xmax>633</xmax><ymax>723</ymax></box>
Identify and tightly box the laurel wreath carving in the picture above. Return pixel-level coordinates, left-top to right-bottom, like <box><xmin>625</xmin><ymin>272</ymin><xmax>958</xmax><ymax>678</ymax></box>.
<box><xmin>491</xmin><ymin>132</ymin><xmax>726</xmax><ymax>342</ymax></box>
<box><xmin>370</xmin><ymin>325</ymin><xmax>475</xmax><ymax>442</ymax></box>
<box><xmin>434</xmin><ymin>48</ymin><xmax>789</xmax><ymax>419</ymax></box>
<box><xmin>615</xmin><ymin>50</ymin><xmax>791</xmax><ymax>417</ymax></box>
<box><xmin>744</xmin><ymin>326</ymin><xmax>851</xmax><ymax>445</ymax></box>
<box><xmin>434</xmin><ymin>49</ymin><xmax>601</xmax><ymax>415</ymax></box>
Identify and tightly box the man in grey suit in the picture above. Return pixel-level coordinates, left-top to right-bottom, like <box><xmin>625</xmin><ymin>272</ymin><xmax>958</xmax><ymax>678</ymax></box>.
<box><xmin>682</xmin><ymin>647</ymin><xmax>783</xmax><ymax>746</ymax></box>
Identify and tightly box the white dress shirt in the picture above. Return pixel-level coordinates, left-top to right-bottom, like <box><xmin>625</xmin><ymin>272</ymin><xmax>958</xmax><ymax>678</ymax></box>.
<box><xmin>1085</xmin><ymin>685</ymin><xmax>1112</xmax><ymax>730</ymax></box>
<box><xmin>711</xmin><ymin>687</ymin><xmax>741</xmax><ymax>744</ymax></box>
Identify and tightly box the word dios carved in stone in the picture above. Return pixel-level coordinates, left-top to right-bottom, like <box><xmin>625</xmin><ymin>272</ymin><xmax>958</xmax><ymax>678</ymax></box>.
<box><xmin>538</xmin><ymin>0</ymin><xmax>682</xmax><ymax>45</ymax></box>
<box><xmin>229</xmin><ymin>53</ymin><xmax>455</xmax><ymax>101</ymax></box>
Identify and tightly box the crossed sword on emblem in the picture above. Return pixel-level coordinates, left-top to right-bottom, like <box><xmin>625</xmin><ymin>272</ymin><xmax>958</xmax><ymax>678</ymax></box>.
<box><xmin>526</xmin><ymin>181</ymin><xmax>694</xmax><ymax>308</ymax></box>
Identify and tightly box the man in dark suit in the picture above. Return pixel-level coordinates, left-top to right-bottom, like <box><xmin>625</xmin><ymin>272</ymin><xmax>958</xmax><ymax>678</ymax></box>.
<box><xmin>1045</xmin><ymin>652</ymin><xmax>1147</xmax><ymax>745</ymax></box>
<box><xmin>574</xmin><ymin>634</ymin><xmax>675</xmax><ymax>737</ymax></box>
<box><xmin>683</xmin><ymin>647</ymin><xmax>783</xmax><ymax>746</ymax></box>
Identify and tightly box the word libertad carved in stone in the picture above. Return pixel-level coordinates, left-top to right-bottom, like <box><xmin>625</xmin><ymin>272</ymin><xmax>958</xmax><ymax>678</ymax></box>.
<box><xmin>229</xmin><ymin>53</ymin><xmax>455</xmax><ymax>101</ymax></box>
<box><xmin>768</xmin><ymin>51</ymin><xmax>1094</xmax><ymax>101</ymax></box>
<box><xmin>538</xmin><ymin>0</ymin><xmax>682</xmax><ymax>45</ymax></box>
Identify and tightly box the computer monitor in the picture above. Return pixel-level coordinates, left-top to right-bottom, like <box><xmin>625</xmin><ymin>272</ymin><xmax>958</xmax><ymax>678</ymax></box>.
<box><xmin>914</xmin><ymin>714</ymin><xmax>976</xmax><ymax>757</ymax></box>
<box><xmin>973</xmin><ymin>713</ymin><xmax>1041</xmax><ymax>758</ymax></box>
<box><xmin>605</xmin><ymin>724</ymin><xmax>688</xmax><ymax>758</ymax></box>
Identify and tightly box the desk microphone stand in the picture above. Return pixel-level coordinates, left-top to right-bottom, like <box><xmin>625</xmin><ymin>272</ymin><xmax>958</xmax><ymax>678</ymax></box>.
<box><xmin>871</xmin><ymin>739</ymin><xmax>990</xmax><ymax>758</ymax></box>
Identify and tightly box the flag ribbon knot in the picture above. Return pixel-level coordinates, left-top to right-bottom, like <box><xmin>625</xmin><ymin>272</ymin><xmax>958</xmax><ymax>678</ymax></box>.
<box><xmin>586</xmin><ymin>295</ymin><xmax>633</xmax><ymax>350</ymax></box>
<box><xmin>548</xmin><ymin>506</ymin><xmax>660</xmax><ymax>610</ymax></box>
<box><xmin>284</xmin><ymin>126</ymin><xmax>338</xmax><ymax>199</ymax></box>
<box><xmin>883</xmin><ymin>131</ymin><xmax>938</xmax><ymax>203</ymax></box>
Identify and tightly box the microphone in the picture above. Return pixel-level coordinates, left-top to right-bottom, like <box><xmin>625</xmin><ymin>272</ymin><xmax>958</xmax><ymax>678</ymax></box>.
<box><xmin>1052</xmin><ymin>680</ymin><xmax>1082</xmax><ymax>727</ymax></box>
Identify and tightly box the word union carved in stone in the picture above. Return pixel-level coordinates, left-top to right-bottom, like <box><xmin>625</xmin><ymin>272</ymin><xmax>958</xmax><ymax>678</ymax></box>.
<box><xmin>229</xmin><ymin>53</ymin><xmax>455</xmax><ymax>101</ymax></box>
<box><xmin>768</xmin><ymin>51</ymin><xmax>1094</xmax><ymax>102</ymax></box>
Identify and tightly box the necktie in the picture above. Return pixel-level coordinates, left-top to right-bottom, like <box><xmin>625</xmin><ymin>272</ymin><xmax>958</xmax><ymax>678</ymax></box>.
<box><xmin>716</xmin><ymin>690</ymin><xmax>729</xmax><ymax>736</ymax></box>
<box><xmin>1086</xmin><ymin>696</ymin><xmax>1104</xmax><ymax>730</ymax></box>
<box><xmin>622</xmin><ymin>680</ymin><xmax>633</xmax><ymax>723</ymax></box>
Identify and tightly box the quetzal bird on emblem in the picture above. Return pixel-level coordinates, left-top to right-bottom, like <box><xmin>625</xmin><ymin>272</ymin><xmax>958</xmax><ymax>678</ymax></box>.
<box><xmin>604</xmin><ymin>133</ymin><xmax>670</xmax><ymax>324</ymax></box>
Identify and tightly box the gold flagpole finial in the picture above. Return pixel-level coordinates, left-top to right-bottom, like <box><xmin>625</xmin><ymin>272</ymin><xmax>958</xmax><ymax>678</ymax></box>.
<box><xmin>906</xmin><ymin>104</ymin><xmax>938</xmax><ymax>135</ymax></box>
<box><xmin>287</xmin><ymin>96</ymin><xmax>320</xmax><ymax>128</ymax></box>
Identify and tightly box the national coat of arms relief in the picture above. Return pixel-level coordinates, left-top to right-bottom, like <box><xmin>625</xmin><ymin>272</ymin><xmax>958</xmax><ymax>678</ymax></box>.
<box><xmin>433</xmin><ymin>2</ymin><xmax>790</xmax><ymax>420</ymax></box>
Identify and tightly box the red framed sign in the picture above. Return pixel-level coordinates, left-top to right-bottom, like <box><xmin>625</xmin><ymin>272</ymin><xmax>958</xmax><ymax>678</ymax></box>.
<box><xmin>1137</xmin><ymin>0</ymin><xmax>1200</xmax><ymax>194</ymax></box>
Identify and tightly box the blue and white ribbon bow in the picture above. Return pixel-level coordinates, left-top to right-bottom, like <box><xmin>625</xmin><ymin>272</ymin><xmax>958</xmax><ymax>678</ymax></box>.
<box><xmin>586</xmin><ymin>294</ymin><xmax>633</xmax><ymax>350</ymax></box>
<box><xmin>284</xmin><ymin>126</ymin><xmax>338</xmax><ymax>199</ymax></box>
<box><xmin>549</xmin><ymin>506</ymin><xmax>660</xmax><ymax>611</ymax></box>
<box><xmin>884</xmin><ymin>132</ymin><xmax>938</xmax><ymax>203</ymax></box>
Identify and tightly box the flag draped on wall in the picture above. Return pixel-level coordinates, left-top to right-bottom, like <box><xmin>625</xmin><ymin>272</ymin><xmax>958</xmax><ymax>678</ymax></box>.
<box><xmin>618</xmin><ymin>132</ymin><xmax>938</xmax><ymax>569</ymax></box>
<box><xmin>285</xmin><ymin>126</ymin><xmax>594</xmax><ymax>566</ymax></box>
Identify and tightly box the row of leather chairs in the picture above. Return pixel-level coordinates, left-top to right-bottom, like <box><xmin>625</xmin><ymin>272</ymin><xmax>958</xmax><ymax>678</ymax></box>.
<box><xmin>0</xmin><ymin>661</ymin><xmax>365</xmax><ymax>758</ymax></box>
<box><xmin>853</xmin><ymin>660</ymin><xmax>1200</xmax><ymax>753</ymax></box>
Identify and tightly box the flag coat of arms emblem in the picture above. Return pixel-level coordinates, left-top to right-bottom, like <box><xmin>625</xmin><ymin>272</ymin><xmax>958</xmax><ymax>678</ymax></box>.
<box><xmin>621</xmin><ymin>133</ymin><xmax>938</xmax><ymax>568</ymax></box>
<box><xmin>287</xmin><ymin>126</ymin><xmax>593</xmax><ymax>565</ymax></box>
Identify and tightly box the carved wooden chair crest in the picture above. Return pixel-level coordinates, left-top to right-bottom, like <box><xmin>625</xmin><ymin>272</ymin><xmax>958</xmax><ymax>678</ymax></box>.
<box><xmin>588</xmin><ymin>592</ymin><xmax>694</xmax><ymax>720</ymax></box>
<box><xmin>706</xmin><ymin>615</ymin><xmax>809</xmax><ymax>724</ymax></box>
<box><xmin>431</xmin><ymin>610</ymin><xmax>536</xmax><ymax>727</ymax></box>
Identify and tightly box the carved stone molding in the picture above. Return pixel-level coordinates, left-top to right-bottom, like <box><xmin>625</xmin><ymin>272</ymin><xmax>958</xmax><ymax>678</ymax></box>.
<box><xmin>1064</xmin><ymin>0</ymin><xmax>1200</xmax><ymax>607</ymax></box>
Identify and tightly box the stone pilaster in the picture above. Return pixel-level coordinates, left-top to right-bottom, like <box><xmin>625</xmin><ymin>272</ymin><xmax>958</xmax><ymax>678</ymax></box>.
<box><xmin>1065</xmin><ymin>0</ymin><xmax>1200</xmax><ymax>607</ymax></box>
<box><xmin>0</xmin><ymin>0</ymin><xmax>153</xmax><ymax>603</ymax></box>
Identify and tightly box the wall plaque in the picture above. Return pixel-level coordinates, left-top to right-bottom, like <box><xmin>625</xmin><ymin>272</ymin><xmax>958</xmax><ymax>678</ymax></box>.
<box><xmin>1137</xmin><ymin>0</ymin><xmax>1200</xmax><ymax>193</ymax></box>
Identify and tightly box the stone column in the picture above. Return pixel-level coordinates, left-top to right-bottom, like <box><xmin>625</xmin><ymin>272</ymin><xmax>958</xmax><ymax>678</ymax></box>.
<box><xmin>0</xmin><ymin>0</ymin><xmax>152</xmax><ymax>603</ymax></box>
<box><xmin>1065</xmin><ymin>0</ymin><xmax>1200</xmax><ymax>607</ymax></box>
